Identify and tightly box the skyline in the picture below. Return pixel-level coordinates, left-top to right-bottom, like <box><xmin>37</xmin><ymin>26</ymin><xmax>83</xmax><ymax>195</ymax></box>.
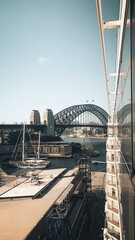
<box><xmin>0</xmin><ymin>0</ymin><xmax>119</xmax><ymax>123</ymax></box>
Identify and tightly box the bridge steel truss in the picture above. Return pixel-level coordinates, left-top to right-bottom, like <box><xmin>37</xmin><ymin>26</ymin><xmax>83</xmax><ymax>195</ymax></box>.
<box><xmin>117</xmin><ymin>103</ymin><xmax>131</xmax><ymax>125</ymax></box>
<box><xmin>0</xmin><ymin>104</ymin><xmax>110</xmax><ymax>138</ymax></box>
<box><xmin>0</xmin><ymin>104</ymin><xmax>130</xmax><ymax>139</ymax></box>
<box><xmin>54</xmin><ymin>104</ymin><xmax>109</xmax><ymax>136</ymax></box>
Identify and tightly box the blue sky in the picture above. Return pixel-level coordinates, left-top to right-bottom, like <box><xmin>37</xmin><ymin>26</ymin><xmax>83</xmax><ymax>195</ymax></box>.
<box><xmin>0</xmin><ymin>0</ymin><xmax>119</xmax><ymax>123</ymax></box>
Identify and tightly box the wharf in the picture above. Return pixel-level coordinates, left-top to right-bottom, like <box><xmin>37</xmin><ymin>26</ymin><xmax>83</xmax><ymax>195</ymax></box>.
<box><xmin>0</xmin><ymin>168</ymin><xmax>106</xmax><ymax>240</ymax></box>
<box><xmin>0</xmin><ymin>168</ymin><xmax>16</xmax><ymax>186</ymax></box>
<box><xmin>0</xmin><ymin>168</ymin><xmax>76</xmax><ymax>240</ymax></box>
<box><xmin>0</xmin><ymin>168</ymin><xmax>66</xmax><ymax>199</ymax></box>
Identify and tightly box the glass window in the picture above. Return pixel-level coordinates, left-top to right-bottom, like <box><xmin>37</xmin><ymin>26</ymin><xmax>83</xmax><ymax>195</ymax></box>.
<box><xmin>118</xmin><ymin>2</ymin><xmax>132</xmax><ymax>172</ymax></box>
<box><xmin>131</xmin><ymin>0</ymin><xmax>135</xmax><ymax>170</ymax></box>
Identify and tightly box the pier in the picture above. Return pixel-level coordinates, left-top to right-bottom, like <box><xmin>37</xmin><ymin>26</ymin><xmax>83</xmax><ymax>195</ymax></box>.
<box><xmin>0</xmin><ymin>167</ymin><xmax>106</xmax><ymax>240</ymax></box>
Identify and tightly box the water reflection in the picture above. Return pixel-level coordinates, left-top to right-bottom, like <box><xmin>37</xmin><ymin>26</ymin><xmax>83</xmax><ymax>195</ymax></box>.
<box><xmin>59</xmin><ymin>136</ymin><xmax>106</xmax><ymax>172</ymax></box>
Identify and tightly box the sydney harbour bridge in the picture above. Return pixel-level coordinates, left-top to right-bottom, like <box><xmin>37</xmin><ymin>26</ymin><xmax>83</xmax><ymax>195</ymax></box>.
<box><xmin>54</xmin><ymin>104</ymin><xmax>109</xmax><ymax>135</ymax></box>
<box><xmin>0</xmin><ymin>103</ymin><xmax>130</xmax><ymax>137</ymax></box>
<box><xmin>0</xmin><ymin>104</ymin><xmax>109</xmax><ymax>137</ymax></box>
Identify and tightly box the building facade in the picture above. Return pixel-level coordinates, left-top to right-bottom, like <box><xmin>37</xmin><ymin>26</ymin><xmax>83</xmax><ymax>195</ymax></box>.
<box><xmin>97</xmin><ymin>0</ymin><xmax>135</xmax><ymax>239</ymax></box>
<box><xmin>38</xmin><ymin>142</ymin><xmax>72</xmax><ymax>157</ymax></box>
<box><xmin>43</xmin><ymin>109</ymin><xmax>55</xmax><ymax>135</ymax></box>
<box><xmin>0</xmin><ymin>142</ymin><xmax>72</xmax><ymax>158</ymax></box>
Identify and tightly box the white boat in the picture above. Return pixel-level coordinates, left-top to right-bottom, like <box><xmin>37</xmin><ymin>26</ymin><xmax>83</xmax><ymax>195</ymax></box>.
<box><xmin>9</xmin><ymin>124</ymin><xmax>50</xmax><ymax>169</ymax></box>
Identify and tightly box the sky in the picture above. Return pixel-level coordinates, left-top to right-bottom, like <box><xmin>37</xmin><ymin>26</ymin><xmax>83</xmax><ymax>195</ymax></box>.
<box><xmin>0</xmin><ymin>0</ymin><xmax>119</xmax><ymax>123</ymax></box>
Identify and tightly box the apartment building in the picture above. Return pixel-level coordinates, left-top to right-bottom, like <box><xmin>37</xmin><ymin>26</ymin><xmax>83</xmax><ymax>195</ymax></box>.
<box><xmin>97</xmin><ymin>0</ymin><xmax>135</xmax><ymax>239</ymax></box>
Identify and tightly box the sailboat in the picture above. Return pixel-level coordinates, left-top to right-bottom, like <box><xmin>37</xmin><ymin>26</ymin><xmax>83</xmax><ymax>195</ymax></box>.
<box><xmin>9</xmin><ymin>124</ymin><xmax>50</xmax><ymax>169</ymax></box>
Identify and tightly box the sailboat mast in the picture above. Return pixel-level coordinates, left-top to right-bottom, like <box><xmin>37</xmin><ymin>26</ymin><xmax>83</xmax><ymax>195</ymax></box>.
<box><xmin>22</xmin><ymin>123</ymin><xmax>25</xmax><ymax>162</ymax></box>
<box><xmin>37</xmin><ymin>131</ymin><xmax>41</xmax><ymax>159</ymax></box>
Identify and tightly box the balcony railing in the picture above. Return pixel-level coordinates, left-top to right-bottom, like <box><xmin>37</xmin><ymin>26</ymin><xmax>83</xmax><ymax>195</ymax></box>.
<box><xmin>108</xmin><ymin>218</ymin><xmax>120</xmax><ymax>228</ymax></box>
<box><xmin>108</xmin><ymin>206</ymin><xmax>119</xmax><ymax>214</ymax></box>
<box><xmin>107</xmin><ymin>193</ymin><xmax>117</xmax><ymax>201</ymax></box>
<box><xmin>106</xmin><ymin>157</ymin><xmax>120</xmax><ymax>163</ymax></box>
<box><xmin>107</xmin><ymin>168</ymin><xmax>116</xmax><ymax>175</ymax></box>
<box><xmin>108</xmin><ymin>230</ymin><xmax>120</xmax><ymax>240</ymax></box>
<box><xmin>106</xmin><ymin>144</ymin><xmax>121</xmax><ymax>150</ymax></box>
<box><xmin>107</xmin><ymin>181</ymin><xmax>116</xmax><ymax>187</ymax></box>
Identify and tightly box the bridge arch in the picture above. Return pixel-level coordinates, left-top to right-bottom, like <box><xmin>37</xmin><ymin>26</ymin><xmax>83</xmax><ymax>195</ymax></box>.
<box><xmin>54</xmin><ymin>104</ymin><xmax>109</xmax><ymax>135</ymax></box>
<box><xmin>117</xmin><ymin>103</ymin><xmax>131</xmax><ymax>124</ymax></box>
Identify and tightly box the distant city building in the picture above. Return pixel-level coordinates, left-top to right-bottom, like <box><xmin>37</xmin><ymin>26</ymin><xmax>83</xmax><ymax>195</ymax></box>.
<box><xmin>43</xmin><ymin>109</ymin><xmax>54</xmax><ymax>135</ymax></box>
<box><xmin>0</xmin><ymin>142</ymin><xmax>72</xmax><ymax>157</ymax></box>
<box><xmin>30</xmin><ymin>110</ymin><xmax>41</xmax><ymax>124</ymax></box>
<box><xmin>36</xmin><ymin>141</ymin><xmax>72</xmax><ymax>157</ymax></box>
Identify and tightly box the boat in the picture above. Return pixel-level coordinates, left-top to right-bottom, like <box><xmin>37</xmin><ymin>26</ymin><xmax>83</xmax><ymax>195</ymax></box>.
<box><xmin>9</xmin><ymin>124</ymin><xmax>50</xmax><ymax>169</ymax></box>
<box><xmin>91</xmin><ymin>150</ymin><xmax>100</xmax><ymax>157</ymax></box>
<box><xmin>92</xmin><ymin>160</ymin><xmax>98</xmax><ymax>165</ymax></box>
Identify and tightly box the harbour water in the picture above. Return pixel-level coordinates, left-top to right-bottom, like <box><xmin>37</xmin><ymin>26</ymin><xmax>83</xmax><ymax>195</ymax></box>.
<box><xmin>49</xmin><ymin>136</ymin><xmax>106</xmax><ymax>172</ymax></box>
<box><xmin>3</xmin><ymin>137</ymin><xmax>106</xmax><ymax>175</ymax></box>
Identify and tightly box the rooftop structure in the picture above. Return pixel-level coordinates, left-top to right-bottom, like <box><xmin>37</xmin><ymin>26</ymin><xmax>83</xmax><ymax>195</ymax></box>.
<box><xmin>0</xmin><ymin>168</ymin><xmax>76</xmax><ymax>240</ymax></box>
<box><xmin>0</xmin><ymin>169</ymin><xmax>66</xmax><ymax>199</ymax></box>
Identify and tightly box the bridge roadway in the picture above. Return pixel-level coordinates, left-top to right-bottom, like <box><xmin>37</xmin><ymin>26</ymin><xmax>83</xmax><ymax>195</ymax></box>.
<box><xmin>0</xmin><ymin>123</ymin><xmax>107</xmax><ymax>137</ymax></box>
<box><xmin>56</xmin><ymin>123</ymin><xmax>107</xmax><ymax>128</ymax></box>
<box><xmin>0</xmin><ymin>124</ymin><xmax>46</xmax><ymax>132</ymax></box>
<box><xmin>0</xmin><ymin>123</ymin><xmax>107</xmax><ymax>133</ymax></box>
